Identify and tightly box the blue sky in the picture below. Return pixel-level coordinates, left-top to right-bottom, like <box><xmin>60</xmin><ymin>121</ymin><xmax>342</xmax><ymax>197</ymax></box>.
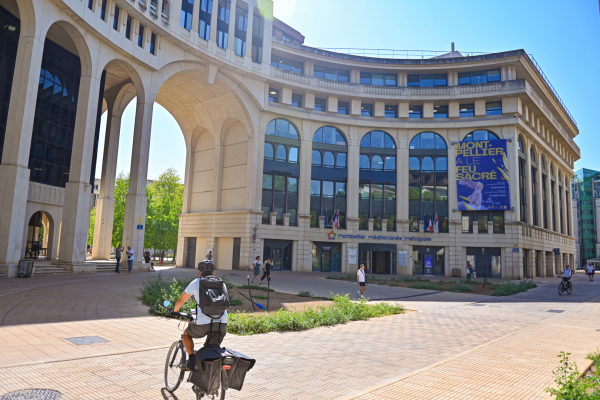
<box><xmin>96</xmin><ymin>0</ymin><xmax>600</xmax><ymax>180</ymax></box>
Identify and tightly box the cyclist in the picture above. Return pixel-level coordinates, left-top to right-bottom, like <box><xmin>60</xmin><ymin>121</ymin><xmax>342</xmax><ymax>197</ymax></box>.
<box><xmin>562</xmin><ymin>264</ymin><xmax>573</xmax><ymax>285</ymax></box>
<box><xmin>172</xmin><ymin>260</ymin><xmax>228</xmax><ymax>371</ymax></box>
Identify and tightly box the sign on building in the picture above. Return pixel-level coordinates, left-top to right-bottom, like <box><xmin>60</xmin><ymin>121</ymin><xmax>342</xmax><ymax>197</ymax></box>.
<box><xmin>456</xmin><ymin>139</ymin><xmax>511</xmax><ymax>211</ymax></box>
<box><xmin>348</xmin><ymin>249</ymin><xmax>357</xmax><ymax>264</ymax></box>
<box><xmin>398</xmin><ymin>251</ymin><xmax>407</xmax><ymax>266</ymax></box>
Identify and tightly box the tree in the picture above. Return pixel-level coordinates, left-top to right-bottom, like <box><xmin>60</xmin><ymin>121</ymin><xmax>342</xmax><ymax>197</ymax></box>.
<box><xmin>144</xmin><ymin>168</ymin><xmax>183</xmax><ymax>263</ymax></box>
<box><xmin>88</xmin><ymin>207</ymin><xmax>95</xmax><ymax>247</ymax></box>
<box><xmin>112</xmin><ymin>172</ymin><xmax>129</xmax><ymax>247</ymax></box>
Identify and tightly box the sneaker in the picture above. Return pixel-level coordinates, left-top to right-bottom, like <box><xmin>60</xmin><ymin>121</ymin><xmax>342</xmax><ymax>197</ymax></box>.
<box><xmin>357</xmin><ymin>290</ymin><xmax>361</xmax><ymax>297</ymax></box>
<box><xmin>179</xmin><ymin>358</ymin><xmax>192</xmax><ymax>371</ymax></box>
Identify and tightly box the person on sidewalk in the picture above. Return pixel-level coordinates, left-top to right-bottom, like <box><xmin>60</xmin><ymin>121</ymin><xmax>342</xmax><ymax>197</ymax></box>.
<box><xmin>206</xmin><ymin>251</ymin><xmax>213</xmax><ymax>261</ymax></box>
<box><xmin>466</xmin><ymin>261</ymin><xmax>473</xmax><ymax>280</ymax></box>
<box><xmin>357</xmin><ymin>264</ymin><xmax>367</xmax><ymax>299</ymax></box>
<box><xmin>251</xmin><ymin>256</ymin><xmax>261</xmax><ymax>283</ymax></box>
<box><xmin>115</xmin><ymin>244</ymin><xmax>123</xmax><ymax>273</ymax></box>
<box><xmin>259</xmin><ymin>258</ymin><xmax>271</xmax><ymax>284</ymax></box>
<box><xmin>587</xmin><ymin>263</ymin><xmax>594</xmax><ymax>282</ymax></box>
<box><xmin>126</xmin><ymin>246</ymin><xmax>134</xmax><ymax>273</ymax></box>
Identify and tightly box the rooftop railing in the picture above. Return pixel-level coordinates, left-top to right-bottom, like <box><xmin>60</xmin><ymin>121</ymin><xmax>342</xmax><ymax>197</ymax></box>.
<box><xmin>315</xmin><ymin>47</ymin><xmax>489</xmax><ymax>59</ymax></box>
<box><xmin>527</xmin><ymin>54</ymin><xmax>577</xmax><ymax>127</ymax></box>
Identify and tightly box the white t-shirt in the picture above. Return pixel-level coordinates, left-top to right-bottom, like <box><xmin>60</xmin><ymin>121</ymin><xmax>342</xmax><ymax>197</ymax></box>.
<box><xmin>357</xmin><ymin>269</ymin><xmax>366</xmax><ymax>283</ymax></box>
<box><xmin>587</xmin><ymin>265</ymin><xmax>594</xmax><ymax>273</ymax></box>
<box><xmin>128</xmin><ymin>249</ymin><xmax>134</xmax><ymax>261</ymax></box>
<box><xmin>184</xmin><ymin>278</ymin><xmax>228</xmax><ymax>325</ymax></box>
<box><xmin>563</xmin><ymin>268</ymin><xmax>572</xmax><ymax>278</ymax></box>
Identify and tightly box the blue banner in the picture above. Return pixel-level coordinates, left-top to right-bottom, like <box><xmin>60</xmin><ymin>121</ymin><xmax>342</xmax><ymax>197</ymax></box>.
<box><xmin>456</xmin><ymin>139</ymin><xmax>510</xmax><ymax>211</ymax></box>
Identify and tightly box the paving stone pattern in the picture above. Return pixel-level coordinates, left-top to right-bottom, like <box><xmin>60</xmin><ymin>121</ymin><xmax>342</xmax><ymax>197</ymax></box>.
<box><xmin>0</xmin><ymin>270</ymin><xmax>599</xmax><ymax>399</ymax></box>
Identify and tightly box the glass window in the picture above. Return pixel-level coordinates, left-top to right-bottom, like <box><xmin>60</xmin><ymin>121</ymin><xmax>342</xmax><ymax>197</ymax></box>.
<box><xmin>493</xmin><ymin>211</ymin><xmax>504</xmax><ymax>233</ymax></box>
<box><xmin>359</xmin><ymin>155</ymin><xmax>370</xmax><ymax>170</ymax></box>
<box><xmin>138</xmin><ymin>25</ymin><xmax>144</xmax><ymax>47</ymax></box>
<box><xmin>422</xmin><ymin>156</ymin><xmax>434</xmax><ymax>171</ymax></box>
<box><xmin>478</xmin><ymin>214</ymin><xmax>488</xmax><ymax>233</ymax></box>
<box><xmin>288</xmin><ymin>177</ymin><xmax>298</xmax><ymax>192</ymax></box>
<box><xmin>262</xmin><ymin>174</ymin><xmax>272</xmax><ymax>189</ymax></box>
<box><xmin>113</xmin><ymin>6</ymin><xmax>120</xmax><ymax>30</ymax></box>
<box><xmin>268</xmin><ymin>88</ymin><xmax>279</xmax><ymax>103</ymax></box>
<box><xmin>385</xmin><ymin>74</ymin><xmax>397</xmax><ymax>86</ymax></box>
<box><xmin>315</xmin><ymin>98</ymin><xmax>326</xmax><ymax>111</ymax></box>
<box><xmin>291</xmin><ymin>93</ymin><xmax>302</xmax><ymax>108</ymax></box>
<box><xmin>458</xmin><ymin>69</ymin><xmax>502</xmax><ymax>85</ymax></box>
<box><xmin>336</xmin><ymin>153</ymin><xmax>346</xmax><ymax>168</ymax></box>
<box><xmin>486</xmin><ymin>101</ymin><xmax>502</xmax><ymax>116</ymax></box>
<box><xmin>487</xmin><ymin>69</ymin><xmax>501</xmax><ymax>82</ymax></box>
<box><xmin>323</xmin><ymin>151</ymin><xmax>335</xmax><ymax>168</ymax></box>
<box><xmin>315</xmin><ymin>66</ymin><xmax>350</xmax><ymax>82</ymax></box>
<box><xmin>126</xmin><ymin>16</ymin><xmax>132</xmax><ymax>39</ymax></box>
<box><xmin>420</xmin><ymin>74</ymin><xmax>434</xmax><ymax>87</ymax></box>
<box><xmin>434</xmin><ymin>74</ymin><xmax>447</xmax><ymax>86</ymax></box>
<box><xmin>312</xmin><ymin>150</ymin><xmax>321</xmax><ymax>166</ymax></box>
<box><xmin>462</xmin><ymin>213</ymin><xmax>473</xmax><ymax>233</ymax></box>
<box><xmin>275</xmin><ymin>145</ymin><xmax>286</xmax><ymax>162</ymax></box>
<box><xmin>264</xmin><ymin>143</ymin><xmax>273</xmax><ymax>160</ymax></box>
<box><xmin>361</xmin><ymin>104</ymin><xmax>373</xmax><ymax>117</ymax></box>
<box><xmin>288</xmin><ymin>147</ymin><xmax>298</xmax><ymax>164</ymax></box>
<box><xmin>459</xmin><ymin>104</ymin><xmax>474</xmax><ymax>118</ymax></box>
<box><xmin>436</xmin><ymin>157</ymin><xmax>448</xmax><ymax>171</ymax></box>
<box><xmin>314</xmin><ymin>66</ymin><xmax>324</xmax><ymax>79</ymax></box>
<box><xmin>463</xmin><ymin>130</ymin><xmax>500</xmax><ymax>141</ymax></box>
<box><xmin>407</xmin><ymin>75</ymin><xmax>420</xmax><ymax>86</ymax></box>
<box><xmin>360</xmin><ymin>72</ymin><xmax>371</xmax><ymax>85</ymax></box>
<box><xmin>150</xmin><ymin>33</ymin><xmax>157</xmax><ymax>55</ymax></box>
<box><xmin>409</xmin><ymin>105</ymin><xmax>422</xmax><ymax>119</ymax></box>
<box><xmin>338</xmin><ymin>101</ymin><xmax>349</xmax><ymax>115</ymax></box>
<box><xmin>385</xmin><ymin>156</ymin><xmax>396</xmax><ymax>171</ymax></box>
<box><xmin>371</xmin><ymin>73</ymin><xmax>384</xmax><ymax>86</ymax></box>
<box><xmin>458</xmin><ymin>72</ymin><xmax>471</xmax><ymax>85</ymax></box>
<box><xmin>409</xmin><ymin>215</ymin><xmax>419</xmax><ymax>232</ymax></box>
<box><xmin>409</xmin><ymin>157</ymin><xmax>420</xmax><ymax>170</ymax></box>
<box><xmin>180</xmin><ymin>0</ymin><xmax>194</xmax><ymax>30</ymax></box>
<box><xmin>472</xmin><ymin>70</ymin><xmax>485</xmax><ymax>84</ymax></box>
<box><xmin>217</xmin><ymin>0</ymin><xmax>230</xmax><ymax>49</ymax></box>
<box><xmin>385</xmin><ymin>105</ymin><xmax>397</xmax><ymax>118</ymax></box>
<box><xmin>433</xmin><ymin>105</ymin><xmax>448</xmax><ymax>118</ymax></box>
<box><xmin>372</xmin><ymin>155</ymin><xmax>384</xmax><ymax>171</ymax></box>
<box><xmin>199</xmin><ymin>0</ymin><xmax>212</xmax><ymax>40</ymax></box>
<box><xmin>251</xmin><ymin>13</ymin><xmax>263</xmax><ymax>64</ymax></box>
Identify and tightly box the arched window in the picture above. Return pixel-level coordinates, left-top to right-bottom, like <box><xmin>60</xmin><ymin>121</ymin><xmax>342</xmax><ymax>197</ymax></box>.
<box><xmin>161</xmin><ymin>0</ymin><xmax>170</xmax><ymax>23</ymax></box>
<box><xmin>463</xmin><ymin>130</ymin><xmax>500</xmax><ymax>141</ymax></box>
<box><xmin>518</xmin><ymin>136</ymin><xmax>527</xmax><ymax>223</ymax></box>
<box><xmin>408</xmin><ymin>132</ymin><xmax>448</xmax><ymax>234</ymax></box>
<box><xmin>531</xmin><ymin>147</ymin><xmax>538</xmax><ymax>226</ymax></box>
<box><xmin>264</xmin><ymin>143</ymin><xmax>273</xmax><ymax>160</ymax></box>
<box><xmin>311</xmin><ymin>126</ymin><xmax>348</xmax><ymax>229</ymax></box>
<box><xmin>518</xmin><ymin>135</ymin><xmax>525</xmax><ymax>153</ymax></box>
<box><xmin>359</xmin><ymin>131</ymin><xmax>396</xmax><ymax>231</ymax></box>
<box><xmin>550</xmin><ymin>163</ymin><xmax>556</xmax><ymax>231</ymax></box>
<box><xmin>323</xmin><ymin>151</ymin><xmax>335</xmax><ymax>168</ymax></box>
<box><xmin>558</xmin><ymin>171</ymin><xmax>564</xmax><ymax>234</ymax></box>
<box><xmin>263</xmin><ymin>119</ymin><xmax>301</xmax><ymax>226</ymax></box>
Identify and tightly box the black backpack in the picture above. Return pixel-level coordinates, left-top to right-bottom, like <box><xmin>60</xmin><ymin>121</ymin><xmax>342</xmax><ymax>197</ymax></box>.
<box><xmin>198</xmin><ymin>276</ymin><xmax>230</xmax><ymax>318</ymax></box>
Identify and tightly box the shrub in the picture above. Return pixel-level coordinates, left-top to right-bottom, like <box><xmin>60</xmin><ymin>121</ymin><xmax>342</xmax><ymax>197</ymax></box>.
<box><xmin>253</xmin><ymin>295</ymin><xmax>268</xmax><ymax>300</ymax></box>
<box><xmin>227</xmin><ymin>294</ymin><xmax>403</xmax><ymax>335</ymax></box>
<box><xmin>229</xmin><ymin>298</ymin><xmax>243</xmax><ymax>306</ymax></box>
<box><xmin>545</xmin><ymin>351</ymin><xmax>600</xmax><ymax>399</ymax></box>
<box><xmin>326</xmin><ymin>274</ymin><xmax>355</xmax><ymax>280</ymax></box>
<box><xmin>409</xmin><ymin>282</ymin><xmax>443</xmax><ymax>291</ymax></box>
<box><xmin>298</xmin><ymin>290</ymin><xmax>313</xmax><ymax>297</ymax></box>
<box><xmin>140</xmin><ymin>274</ymin><xmax>196</xmax><ymax>316</ymax></box>
<box><xmin>448</xmin><ymin>283</ymin><xmax>473</xmax><ymax>292</ymax></box>
<box><xmin>586</xmin><ymin>350</ymin><xmax>600</xmax><ymax>366</ymax></box>
<box><xmin>491</xmin><ymin>280</ymin><xmax>537</xmax><ymax>296</ymax></box>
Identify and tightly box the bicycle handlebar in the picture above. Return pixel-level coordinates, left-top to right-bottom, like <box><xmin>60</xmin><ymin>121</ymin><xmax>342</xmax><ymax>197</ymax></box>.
<box><xmin>169</xmin><ymin>310</ymin><xmax>194</xmax><ymax>321</ymax></box>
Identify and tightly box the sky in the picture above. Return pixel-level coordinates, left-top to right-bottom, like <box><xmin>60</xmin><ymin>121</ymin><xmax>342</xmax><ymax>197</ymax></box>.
<box><xmin>96</xmin><ymin>0</ymin><xmax>600</xmax><ymax>180</ymax></box>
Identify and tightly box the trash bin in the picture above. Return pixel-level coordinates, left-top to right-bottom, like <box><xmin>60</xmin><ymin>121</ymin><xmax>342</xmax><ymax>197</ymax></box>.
<box><xmin>18</xmin><ymin>260</ymin><xmax>35</xmax><ymax>278</ymax></box>
<box><xmin>451</xmin><ymin>268</ymin><xmax>461</xmax><ymax>277</ymax></box>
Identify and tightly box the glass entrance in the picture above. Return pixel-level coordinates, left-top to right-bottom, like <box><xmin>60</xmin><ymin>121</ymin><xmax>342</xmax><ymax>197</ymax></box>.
<box><xmin>412</xmin><ymin>246</ymin><xmax>445</xmax><ymax>276</ymax></box>
<box><xmin>466</xmin><ymin>247</ymin><xmax>502</xmax><ymax>279</ymax></box>
<box><xmin>372</xmin><ymin>251</ymin><xmax>391</xmax><ymax>274</ymax></box>
<box><xmin>312</xmin><ymin>242</ymin><xmax>341</xmax><ymax>272</ymax></box>
<box><xmin>358</xmin><ymin>243</ymin><xmax>397</xmax><ymax>274</ymax></box>
<box><xmin>264</xmin><ymin>239</ymin><xmax>293</xmax><ymax>271</ymax></box>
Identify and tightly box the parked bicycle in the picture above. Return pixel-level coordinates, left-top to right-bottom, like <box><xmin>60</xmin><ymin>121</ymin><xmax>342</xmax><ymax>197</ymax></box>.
<box><xmin>163</xmin><ymin>301</ymin><xmax>254</xmax><ymax>400</ymax></box>
<box><xmin>558</xmin><ymin>276</ymin><xmax>572</xmax><ymax>295</ymax></box>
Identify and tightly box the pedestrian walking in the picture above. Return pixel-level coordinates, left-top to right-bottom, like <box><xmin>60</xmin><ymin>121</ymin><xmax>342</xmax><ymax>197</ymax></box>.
<box><xmin>126</xmin><ymin>246</ymin><xmax>134</xmax><ymax>273</ymax></box>
<box><xmin>144</xmin><ymin>249</ymin><xmax>155</xmax><ymax>271</ymax></box>
<box><xmin>115</xmin><ymin>244</ymin><xmax>123</xmax><ymax>273</ymax></box>
<box><xmin>259</xmin><ymin>258</ymin><xmax>271</xmax><ymax>284</ymax></box>
<box><xmin>206</xmin><ymin>251</ymin><xmax>213</xmax><ymax>261</ymax></box>
<box><xmin>466</xmin><ymin>261</ymin><xmax>473</xmax><ymax>280</ymax></box>
<box><xmin>250</xmin><ymin>256</ymin><xmax>261</xmax><ymax>283</ymax></box>
<box><xmin>587</xmin><ymin>263</ymin><xmax>595</xmax><ymax>282</ymax></box>
<box><xmin>357</xmin><ymin>264</ymin><xmax>367</xmax><ymax>299</ymax></box>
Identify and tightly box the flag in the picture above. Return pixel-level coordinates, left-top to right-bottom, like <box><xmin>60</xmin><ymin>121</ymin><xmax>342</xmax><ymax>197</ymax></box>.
<box><xmin>423</xmin><ymin>214</ymin><xmax>427</xmax><ymax>232</ymax></box>
<box><xmin>435</xmin><ymin>214</ymin><xmax>439</xmax><ymax>233</ymax></box>
<box><xmin>334</xmin><ymin>210</ymin><xmax>340</xmax><ymax>229</ymax></box>
<box><xmin>428</xmin><ymin>216</ymin><xmax>433</xmax><ymax>232</ymax></box>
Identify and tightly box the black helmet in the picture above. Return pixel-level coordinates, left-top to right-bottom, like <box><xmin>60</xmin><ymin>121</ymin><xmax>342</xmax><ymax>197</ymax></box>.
<box><xmin>198</xmin><ymin>260</ymin><xmax>215</xmax><ymax>275</ymax></box>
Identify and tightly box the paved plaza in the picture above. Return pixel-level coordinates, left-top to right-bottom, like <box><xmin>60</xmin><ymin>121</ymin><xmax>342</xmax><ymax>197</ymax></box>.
<box><xmin>0</xmin><ymin>269</ymin><xmax>598</xmax><ymax>399</ymax></box>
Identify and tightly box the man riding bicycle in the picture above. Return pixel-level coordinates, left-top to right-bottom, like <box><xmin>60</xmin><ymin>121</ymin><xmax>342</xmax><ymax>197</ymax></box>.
<box><xmin>562</xmin><ymin>264</ymin><xmax>572</xmax><ymax>283</ymax></box>
<box><xmin>172</xmin><ymin>260</ymin><xmax>228</xmax><ymax>371</ymax></box>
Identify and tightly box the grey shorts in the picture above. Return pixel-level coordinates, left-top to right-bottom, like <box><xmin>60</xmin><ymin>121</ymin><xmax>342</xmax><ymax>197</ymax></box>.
<box><xmin>185</xmin><ymin>322</ymin><xmax>227</xmax><ymax>345</ymax></box>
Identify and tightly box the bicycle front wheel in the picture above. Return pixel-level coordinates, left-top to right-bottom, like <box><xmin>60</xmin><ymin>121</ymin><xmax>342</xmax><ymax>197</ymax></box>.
<box><xmin>164</xmin><ymin>340</ymin><xmax>185</xmax><ymax>393</ymax></box>
<box><xmin>558</xmin><ymin>282</ymin><xmax>564</xmax><ymax>295</ymax></box>
<box><xmin>567</xmin><ymin>282</ymin><xmax>573</xmax><ymax>294</ymax></box>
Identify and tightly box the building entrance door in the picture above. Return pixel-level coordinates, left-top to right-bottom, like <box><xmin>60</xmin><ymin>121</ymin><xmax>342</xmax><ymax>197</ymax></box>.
<box><xmin>264</xmin><ymin>239</ymin><xmax>293</xmax><ymax>271</ymax></box>
<box><xmin>312</xmin><ymin>242</ymin><xmax>342</xmax><ymax>272</ymax></box>
<box><xmin>412</xmin><ymin>246</ymin><xmax>445</xmax><ymax>276</ymax></box>
<box><xmin>358</xmin><ymin>243</ymin><xmax>397</xmax><ymax>274</ymax></box>
<box><xmin>467</xmin><ymin>247</ymin><xmax>502</xmax><ymax>279</ymax></box>
<box><xmin>185</xmin><ymin>238</ymin><xmax>196</xmax><ymax>268</ymax></box>
<box><xmin>372</xmin><ymin>251</ymin><xmax>391</xmax><ymax>274</ymax></box>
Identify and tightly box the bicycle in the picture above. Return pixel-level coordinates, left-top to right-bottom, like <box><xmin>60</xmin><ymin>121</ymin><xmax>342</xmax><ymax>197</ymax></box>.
<box><xmin>558</xmin><ymin>277</ymin><xmax>572</xmax><ymax>295</ymax></box>
<box><xmin>163</xmin><ymin>301</ymin><xmax>232</xmax><ymax>400</ymax></box>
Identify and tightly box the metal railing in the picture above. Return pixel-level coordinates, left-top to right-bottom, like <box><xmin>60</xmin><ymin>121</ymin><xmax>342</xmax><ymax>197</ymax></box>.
<box><xmin>314</xmin><ymin>48</ymin><xmax>489</xmax><ymax>59</ymax></box>
<box><xmin>527</xmin><ymin>54</ymin><xmax>577</xmax><ymax>127</ymax></box>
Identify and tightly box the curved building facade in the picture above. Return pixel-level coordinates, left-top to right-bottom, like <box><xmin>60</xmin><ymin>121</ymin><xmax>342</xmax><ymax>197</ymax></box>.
<box><xmin>0</xmin><ymin>0</ymin><xmax>579</xmax><ymax>279</ymax></box>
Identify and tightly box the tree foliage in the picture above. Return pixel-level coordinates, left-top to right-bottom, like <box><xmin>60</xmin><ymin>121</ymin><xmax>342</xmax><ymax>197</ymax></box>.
<box><xmin>88</xmin><ymin>207</ymin><xmax>95</xmax><ymax>247</ymax></box>
<box><xmin>144</xmin><ymin>168</ymin><xmax>183</xmax><ymax>261</ymax></box>
<box><xmin>112</xmin><ymin>172</ymin><xmax>129</xmax><ymax>247</ymax></box>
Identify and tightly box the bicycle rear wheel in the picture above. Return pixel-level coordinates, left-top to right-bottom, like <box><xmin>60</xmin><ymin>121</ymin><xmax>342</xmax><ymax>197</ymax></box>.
<box><xmin>558</xmin><ymin>282</ymin><xmax>564</xmax><ymax>295</ymax></box>
<box><xmin>164</xmin><ymin>340</ymin><xmax>185</xmax><ymax>393</ymax></box>
<box><xmin>567</xmin><ymin>282</ymin><xmax>572</xmax><ymax>294</ymax></box>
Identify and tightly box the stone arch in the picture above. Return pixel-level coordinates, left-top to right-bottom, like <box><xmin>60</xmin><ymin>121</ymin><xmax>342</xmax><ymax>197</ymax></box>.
<box><xmin>408</xmin><ymin>131</ymin><xmax>445</xmax><ymax>150</ymax></box>
<box><xmin>530</xmin><ymin>144</ymin><xmax>537</xmax><ymax>163</ymax></box>
<box><xmin>311</xmin><ymin>124</ymin><xmax>348</xmax><ymax>143</ymax></box>
<box><xmin>220</xmin><ymin>119</ymin><xmax>250</xmax><ymax>211</ymax></box>
<box><xmin>42</xmin><ymin>20</ymin><xmax>94</xmax><ymax>79</ymax></box>
<box><xmin>22</xmin><ymin>208</ymin><xmax>58</xmax><ymax>260</ymax></box>
<box><xmin>5</xmin><ymin>0</ymin><xmax>36</xmax><ymax>38</ymax></box>
<box><xmin>462</xmin><ymin>129</ymin><xmax>501</xmax><ymax>141</ymax></box>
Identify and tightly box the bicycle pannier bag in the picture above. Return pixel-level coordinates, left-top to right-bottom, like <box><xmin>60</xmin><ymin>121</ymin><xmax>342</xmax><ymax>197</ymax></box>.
<box><xmin>225</xmin><ymin>358</ymin><xmax>252</xmax><ymax>391</ymax></box>
<box><xmin>190</xmin><ymin>358</ymin><xmax>222</xmax><ymax>393</ymax></box>
<box><xmin>198</xmin><ymin>277</ymin><xmax>230</xmax><ymax>318</ymax></box>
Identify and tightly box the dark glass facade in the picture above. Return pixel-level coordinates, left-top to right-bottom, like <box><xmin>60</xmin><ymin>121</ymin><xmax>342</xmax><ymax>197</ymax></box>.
<box><xmin>0</xmin><ymin>6</ymin><xmax>20</xmax><ymax>164</ymax></box>
<box><xmin>28</xmin><ymin>40</ymin><xmax>81</xmax><ymax>188</ymax></box>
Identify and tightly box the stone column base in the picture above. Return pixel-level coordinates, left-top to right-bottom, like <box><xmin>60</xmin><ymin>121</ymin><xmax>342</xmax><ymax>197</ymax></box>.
<box><xmin>57</xmin><ymin>263</ymin><xmax>97</xmax><ymax>274</ymax></box>
<box><xmin>0</xmin><ymin>264</ymin><xmax>18</xmax><ymax>278</ymax></box>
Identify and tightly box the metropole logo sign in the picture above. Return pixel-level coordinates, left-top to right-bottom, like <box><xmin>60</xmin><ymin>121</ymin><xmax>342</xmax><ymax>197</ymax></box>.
<box><xmin>327</xmin><ymin>231</ymin><xmax>337</xmax><ymax>240</ymax></box>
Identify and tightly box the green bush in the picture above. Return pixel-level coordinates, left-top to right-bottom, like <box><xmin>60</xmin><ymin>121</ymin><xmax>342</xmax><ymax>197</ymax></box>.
<box><xmin>298</xmin><ymin>290</ymin><xmax>313</xmax><ymax>297</ymax></box>
<box><xmin>228</xmin><ymin>294</ymin><xmax>403</xmax><ymax>335</ymax></box>
<box><xmin>326</xmin><ymin>274</ymin><xmax>355</xmax><ymax>280</ymax></box>
<box><xmin>491</xmin><ymin>280</ymin><xmax>537</xmax><ymax>296</ymax></box>
<box><xmin>409</xmin><ymin>282</ymin><xmax>443</xmax><ymax>291</ymax></box>
<box><xmin>545</xmin><ymin>351</ymin><xmax>600</xmax><ymax>399</ymax></box>
<box><xmin>253</xmin><ymin>295</ymin><xmax>268</xmax><ymax>300</ymax></box>
<box><xmin>448</xmin><ymin>283</ymin><xmax>474</xmax><ymax>292</ymax></box>
<box><xmin>238</xmin><ymin>284</ymin><xmax>275</xmax><ymax>292</ymax></box>
<box><xmin>460</xmin><ymin>279</ymin><xmax>477</xmax><ymax>284</ymax></box>
<box><xmin>229</xmin><ymin>298</ymin><xmax>243</xmax><ymax>306</ymax></box>
<box><xmin>139</xmin><ymin>273</ymin><xmax>196</xmax><ymax>316</ymax></box>
<box><xmin>586</xmin><ymin>350</ymin><xmax>600</xmax><ymax>366</ymax></box>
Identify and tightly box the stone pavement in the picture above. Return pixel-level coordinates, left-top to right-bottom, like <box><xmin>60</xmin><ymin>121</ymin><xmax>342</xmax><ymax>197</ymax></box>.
<box><xmin>0</xmin><ymin>269</ymin><xmax>598</xmax><ymax>399</ymax></box>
